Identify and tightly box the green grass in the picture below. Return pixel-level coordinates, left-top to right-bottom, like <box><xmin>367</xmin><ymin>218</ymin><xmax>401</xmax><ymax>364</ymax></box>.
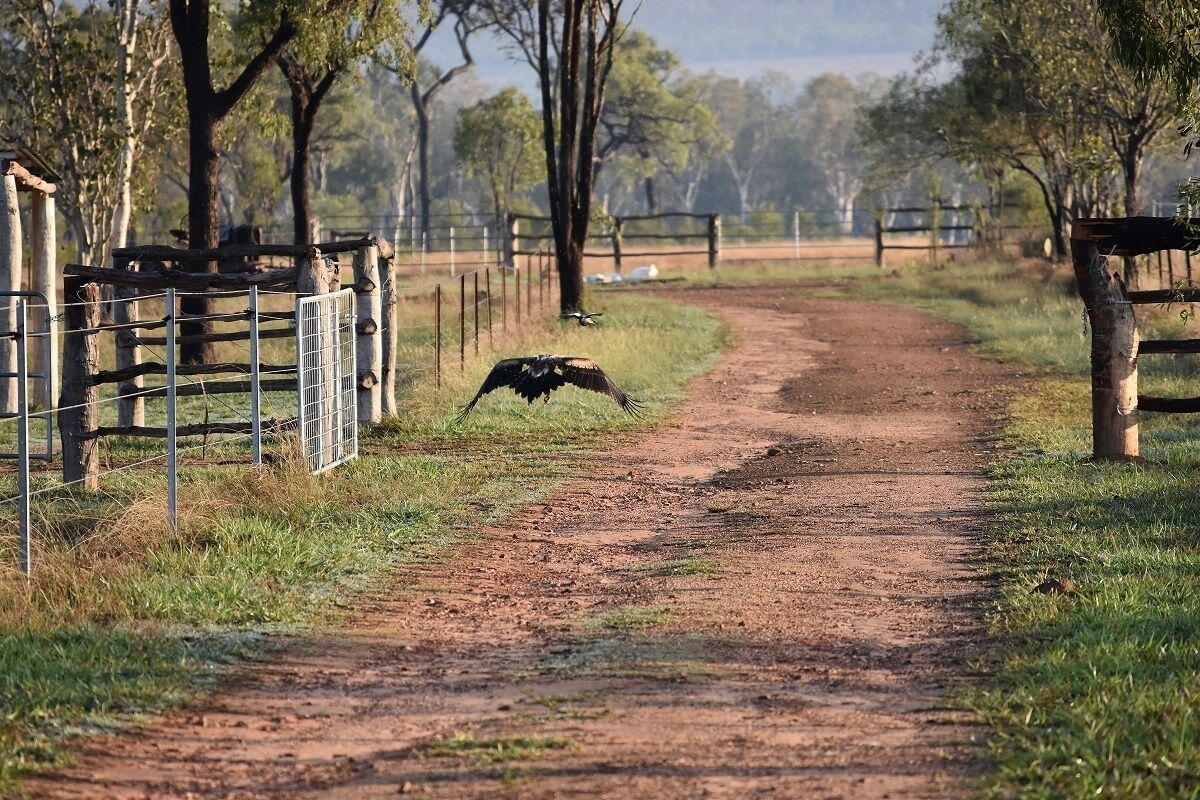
<box><xmin>0</xmin><ymin>291</ymin><xmax>725</xmax><ymax>792</ymax></box>
<box><xmin>636</xmin><ymin>556</ymin><xmax>718</xmax><ymax>576</ymax></box>
<box><xmin>580</xmin><ymin>605</ymin><xmax>672</xmax><ymax>631</ymax></box>
<box><xmin>424</xmin><ymin>732</ymin><xmax>577</xmax><ymax>765</ymax></box>
<box><xmin>830</xmin><ymin>258</ymin><xmax>1200</xmax><ymax>798</ymax></box>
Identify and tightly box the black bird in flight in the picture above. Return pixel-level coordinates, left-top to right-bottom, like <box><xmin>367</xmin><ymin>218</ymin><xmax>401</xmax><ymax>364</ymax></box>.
<box><xmin>559</xmin><ymin>311</ymin><xmax>603</xmax><ymax>327</ymax></box>
<box><xmin>456</xmin><ymin>355</ymin><xmax>643</xmax><ymax>421</ymax></box>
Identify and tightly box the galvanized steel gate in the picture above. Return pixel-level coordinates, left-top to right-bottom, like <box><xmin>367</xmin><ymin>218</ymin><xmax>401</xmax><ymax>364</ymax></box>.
<box><xmin>296</xmin><ymin>289</ymin><xmax>358</xmax><ymax>474</ymax></box>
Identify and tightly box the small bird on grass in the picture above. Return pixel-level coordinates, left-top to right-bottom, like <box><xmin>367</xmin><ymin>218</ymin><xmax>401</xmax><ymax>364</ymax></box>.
<box><xmin>456</xmin><ymin>355</ymin><xmax>642</xmax><ymax>421</ymax></box>
<box><xmin>559</xmin><ymin>311</ymin><xmax>604</xmax><ymax>327</ymax></box>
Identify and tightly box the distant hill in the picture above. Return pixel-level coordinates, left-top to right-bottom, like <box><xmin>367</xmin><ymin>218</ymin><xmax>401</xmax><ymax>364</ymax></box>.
<box><xmin>425</xmin><ymin>0</ymin><xmax>943</xmax><ymax>88</ymax></box>
<box><xmin>632</xmin><ymin>0</ymin><xmax>942</xmax><ymax>63</ymax></box>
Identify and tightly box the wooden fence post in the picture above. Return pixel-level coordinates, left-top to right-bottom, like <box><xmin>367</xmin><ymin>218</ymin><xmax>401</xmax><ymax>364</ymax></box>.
<box><xmin>485</xmin><ymin>267</ymin><xmax>493</xmax><ymax>348</ymax></box>
<box><xmin>874</xmin><ymin>215</ymin><xmax>884</xmax><ymax>267</ymax></box>
<box><xmin>60</xmin><ymin>277</ymin><xmax>100</xmax><ymax>490</ymax></box>
<box><xmin>296</xmin><ymin>247</ymin><xmax>328</xmax><ymax>296</ymax></box>
<box><xmin>707</xmin><ymin>214</ymin><xmax>721</xmax><ymax>268</ymax></box>
<box><xmin>612</xmin><ymin>216</ymin><xmax>623</xmax><ymax>272</ymax></box>
<box><xmin>1071</xmin><ymin>237</ymin><xmax>1139</xmax><ymax>459</ymax></box>
<box><xmin>504</xmin><ymin>214</ymin><xmax>519</xmax><ymax>269</ymax></box>
<box><xmin>434</xmin><ymin>284</ymin><xmax>442</xmax><ymax>388</ymax></box>
<box><xmin>352</xmin><ymin>241</ymin><xmax>383</xmax><ymax>425</ymax></box>
<box><xmin>112</xmin><ymin>256</ymin><xmax>144</xmax><ymax>427</ymax></box>
<box><xmin>0</xmin><ymin>172</ymin><xmax>21</xmax><ymax>415</ymax></box>
<box><xmin>30</xmin><ymin>191</ymin><xmax>57</xmax><ymax>411</ymax></box>
<box><xmin>380</xmin><ymin>251</ymin><xmax>398</xmax><ymax>416</ymax></box>
<box><xmin>459</xmin><ymin>273</ymin><xmax>466</xmax><ymax>372</ymax></box>
<box><xmin>501</xmin><ymin>263</ymin><xmax>508</xmax><ymax>332</ymax></box>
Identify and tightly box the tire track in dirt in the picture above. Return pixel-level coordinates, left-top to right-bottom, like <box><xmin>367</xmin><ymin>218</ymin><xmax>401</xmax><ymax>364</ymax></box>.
<box><xmin>26</xmin><ymin>287</ymin><xmax>1012</xmax><ymax>800</ymax></box>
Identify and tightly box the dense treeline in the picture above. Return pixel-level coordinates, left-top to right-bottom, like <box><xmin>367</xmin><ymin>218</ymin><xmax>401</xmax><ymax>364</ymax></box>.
<box><xmin>1</xmin><ymin>0</ymin><xmax>1196</xmax><ymax>263</ymax></box>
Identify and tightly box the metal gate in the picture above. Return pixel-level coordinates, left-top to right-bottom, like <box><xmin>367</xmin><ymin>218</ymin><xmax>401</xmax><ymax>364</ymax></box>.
<box><xmin>296</xmin><ymin>289</ymin><xmax>357</xmax><ymax>474</ymax></box>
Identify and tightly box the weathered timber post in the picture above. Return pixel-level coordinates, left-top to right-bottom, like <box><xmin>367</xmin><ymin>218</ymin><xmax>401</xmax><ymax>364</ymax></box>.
<box><xmin>0</xmin><ymin>172</ymin><xmax>21</xmax><ymax>414</ymax></box>
<box><xmin>296</xmin><ymin>247</ymin><xmax>328</xmax><ymax>296</ymax></box>
<box><xmin>503</xmin><ymin>214</ymin><xmax>519</xmax><ymax>269</ymax></box>
<box><xmin>352</xmin><ymin>240</ymin><xmax>383</xmax><ymax>425</ymax></box>
<box><xmin>874</xmin><ymin>215</ymin><xmax>884</xmax><ymax>267</ymax></box>
<box><xmin>60</xmin><ymin>277</ymin><xmax>100</xmax><ymax>489</ymax></box>
<box><xmin>707</xmin><ymin>214</ymin><xmax>721</xmax><ymax>268</ymax></box>
<box><xmin>485</xmin><ymin>267</ymin><xmax>493</xmax><ymax>349</ymax></box>
<box><xmin>612</xmin><ymin>216</ymin><xmax>624</xmax><ymax>272</ymax></box>
<box><xmin>459</xmin><ymin>273</ymin><xmax>466</xmax><ymax>373</ymax></box>
<box><xmin>434</xmin><ymin>284</ymin><xmax>442</xmax><ymax>388</ymax></box>
<box><xmin>112</xmin><ymin>256</ymin><xmax>144</xmax><ymax>427</ymax></box>
<box><xmin>1071</xmin><ymin>236</ymin><xmax>1139</xmax><ymax>459</ymax></box>
<box><xmin>380</xmin><ymin>251</ymin><xmax>398</xmax><ymax>416</ymax></box>
<box><xmin>30</xmin><ymin>191</ymin><xmax>57</xmax><ymax>410</ymax></box>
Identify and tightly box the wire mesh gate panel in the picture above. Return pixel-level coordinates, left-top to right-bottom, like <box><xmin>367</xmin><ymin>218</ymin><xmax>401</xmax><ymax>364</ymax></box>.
<box><xmin>296</xmin><ymin>289</ymin><xmax>358</xmax><ymax>474</ymax></box>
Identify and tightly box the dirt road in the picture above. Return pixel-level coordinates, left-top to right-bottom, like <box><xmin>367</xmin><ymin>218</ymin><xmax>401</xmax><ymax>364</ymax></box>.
<box><xmin>29</xmin><ymin>286</ymin><xmax>1010</xmax><ymax>799</ymax></box>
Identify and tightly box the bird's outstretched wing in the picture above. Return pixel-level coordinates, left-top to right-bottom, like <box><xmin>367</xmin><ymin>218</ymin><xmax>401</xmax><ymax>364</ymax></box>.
<box><xmin>558</xmin><ymin>312</ymin><xmax>583</xmax><ymax>320</ymax></box>
<box><xmin>455</xmin><ymin>358</ymin><xmax>530</xmax><ymax>421</ymax></box>
<box><xmin>556</xmin><ymin>357</ymin><xmax>644</xmax><ymax>416</ymax></box>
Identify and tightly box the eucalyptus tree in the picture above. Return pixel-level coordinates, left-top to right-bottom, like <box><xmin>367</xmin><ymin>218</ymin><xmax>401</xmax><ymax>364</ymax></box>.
<box><xmin>663</xmin><ymin>73</ymin><xmax>730</xmax><ymax>211</ymax></box>
<box><xmin>454</xmin><ymin>87</ymin><xmax>541</xmax><ymax>229</ymax></box>
<box><xmin>170</xmin><ymin>0</ymin><xmax>378</xmax><ymax>360</ymax></box>
<box><xmin>0</xmin><ymin>0</ymin><xmax>174</xmax><ymax>265</ymax></box>
<box><xmin>474</xmin><ymin>0</ymin><xmax>636</xmax><ymax>312</ymax></box>
<box><xmin>594</xmin><ymin>30</ymin><xmax>722</xmax><ymax>213</ymax></box>
<box><xmin>1099</xmin><ymin>0</ymin><xmax>1200</xmax><ymax>210</ymax></box>
<box><xmin>385</xmin><ymin>0</ymin><xmax>484</xmax><ymax>246</ymax></box>
<box><xmin>277</xmin><ymin>1</ymin><xmax>419</xmax><ymax>243</ymax></box>
<box><xmin>939</xmin><ymin>0</ymin><xmax>1176</xmax><ymax>270</ymax></box>
<box><xmin>794</xmin><ymin>73</ymin><xmax>885</xmax><ymax>234</ymax></box>
<box><xmin>704</xmin><ymin>72</ymin><xmax>794</xmax><ymax>217</ymax></box>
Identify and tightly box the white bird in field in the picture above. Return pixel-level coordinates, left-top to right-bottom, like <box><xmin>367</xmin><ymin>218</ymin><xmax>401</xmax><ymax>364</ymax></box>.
<box><xmin>559</xmin><ymin>311</ymin><xmax>604</xmax><ymax>327</ymax></box>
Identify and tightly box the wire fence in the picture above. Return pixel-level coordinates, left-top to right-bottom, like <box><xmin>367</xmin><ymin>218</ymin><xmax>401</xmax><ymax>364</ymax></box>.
<box><xmin>0</xmin><ymin>242</ymin><xmax>562</xmax><ymax>577</ymax></box>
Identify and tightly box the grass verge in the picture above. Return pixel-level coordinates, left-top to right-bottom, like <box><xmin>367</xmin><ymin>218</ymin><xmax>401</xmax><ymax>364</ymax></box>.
<box><xmin>0</xmin><ymin>291</ymin><xmax>725</xmax><ymax>793</ymax></box>
<box><xmin>828</xmin><ymin>258</ymin><xmax>1200</xmax><ymax>798</ymax></box>
<box><xmin>424</xmin><ymin>733</ymin><xmax>577</xmax><ymax>765</ymax></box>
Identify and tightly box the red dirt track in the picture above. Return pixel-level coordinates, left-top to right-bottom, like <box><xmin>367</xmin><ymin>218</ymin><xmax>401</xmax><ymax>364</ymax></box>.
<box><xmin>27</xmin><ymin>285</ymin><xmax>1011</xmax><ymax>800</ymax></box>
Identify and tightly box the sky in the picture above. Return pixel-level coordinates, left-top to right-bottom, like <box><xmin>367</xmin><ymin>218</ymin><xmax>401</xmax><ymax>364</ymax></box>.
<box><xmin>425</xmin><ymin>0</ymin><xmax>945</xmax><ymax>89</ymax></box>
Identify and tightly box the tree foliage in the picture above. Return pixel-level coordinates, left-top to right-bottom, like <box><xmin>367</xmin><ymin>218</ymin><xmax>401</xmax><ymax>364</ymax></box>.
<box><xmin>0</xmin><ymin>0</ymin><xmax>174</xmax><ymax>263</ymax></box>
<box><xmin>454</xmin><ymin>87</ymin><xmax>541</xmax><ymax>226</ymax></box>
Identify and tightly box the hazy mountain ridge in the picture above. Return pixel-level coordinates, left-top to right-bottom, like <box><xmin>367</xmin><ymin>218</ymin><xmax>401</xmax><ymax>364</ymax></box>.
<box><xmin>424</xmin><ymin>0</ymin><xmax>944</xmax><ymax>88</ymax></box>
<box><xmin>631</xmin><ymin>0</ymin><xmax>943</xmax><ymax>62</ymax></box>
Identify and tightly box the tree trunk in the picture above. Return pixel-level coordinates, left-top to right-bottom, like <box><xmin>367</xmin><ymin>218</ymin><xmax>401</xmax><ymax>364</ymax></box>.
<box><xmin>839</xmin><ymin>195</ymin><xmax>854</xmax><ymax>236</ymax></box>
<box><xmin>644</xmin><ymin>175</ymin><xmax>657</xmax><ymax>213</ymax></box>
<box><xmin>290</xmin><ymin>90</ymin><xmax>315</xmax><ymax>245</ymax></box>
<box><xmin>1071</xmin><ymin>235</ymin><xmax>1139</xmax><ymax>460</ymax></box>
<box><xmin>184</xmin><ymin>109</ymin><xmax>220</xmax><ymax>363</ymax></box>
<box><xmin>412</xmin><ymin>85</ymin><xmax>433</xmax><ymax>247</ymax></box>
<box><xmin>111</xmin><ymin>0</ymin><xmax>138</xmax><ymax>264</ymax></box>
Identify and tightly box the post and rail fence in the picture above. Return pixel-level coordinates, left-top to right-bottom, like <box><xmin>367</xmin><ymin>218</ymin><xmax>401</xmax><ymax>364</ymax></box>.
<box><xmin>1</xmin><ymin>235</ymin><xmax>561</xmax><ymax>576</ymax></box>
<box><xmin>1072</xmin><ymin>216</ymin><xmax>1200</xmax><ymax>460</ymax></box>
